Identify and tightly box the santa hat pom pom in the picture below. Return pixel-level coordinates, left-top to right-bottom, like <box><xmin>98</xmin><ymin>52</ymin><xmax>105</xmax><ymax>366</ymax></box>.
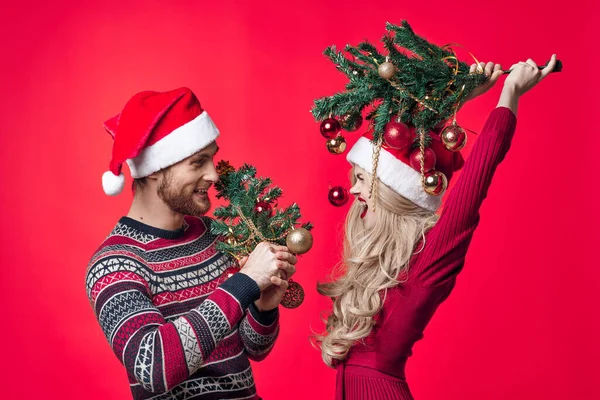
<box><xmin>102</xmin><ymin>171</ymin><xmax>125</xmax><ymax>196</ymax></box>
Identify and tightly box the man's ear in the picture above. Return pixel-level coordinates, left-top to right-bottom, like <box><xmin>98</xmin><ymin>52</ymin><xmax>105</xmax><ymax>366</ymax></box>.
<box><xmin>146</xmin><ymin>170</ymin><xmax>162</xmax><ymax>182</ymax></box>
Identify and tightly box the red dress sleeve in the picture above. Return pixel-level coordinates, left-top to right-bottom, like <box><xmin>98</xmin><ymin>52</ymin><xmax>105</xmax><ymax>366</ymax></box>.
<box><xmin>410</xmin><ymin>107</ymin><xmax>517</xmax><ymax>286</ymax></box>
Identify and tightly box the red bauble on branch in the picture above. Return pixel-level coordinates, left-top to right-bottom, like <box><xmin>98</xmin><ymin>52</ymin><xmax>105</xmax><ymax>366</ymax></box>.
<box><xmin>383</xmin><ymin>121</ymin><xmax>414</xmax><ymax>152</ymax></box>
<box><xmin>253</xmin><ymin>201</ymin><xmax>272</xmax><ymax>215</ymax></box>
<box><xmin>409</xmin><ymin>147</ymin><xmax>436</xmax><ymax>172</ymax></box>
<box><xmin>320</xmin><ymin>118</ymin><xmax>341</xmax><ymax>139</ymax></box>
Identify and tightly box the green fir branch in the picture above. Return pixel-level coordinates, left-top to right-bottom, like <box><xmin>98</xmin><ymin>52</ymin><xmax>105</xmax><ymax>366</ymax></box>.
<box><xmin>312</xmin><ymin>20</ymin><xmax>489</xmax><ymax>137</ymax></box>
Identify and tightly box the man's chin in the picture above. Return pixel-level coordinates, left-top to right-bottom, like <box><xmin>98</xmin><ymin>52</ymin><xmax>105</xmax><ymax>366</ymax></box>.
<box><xmin>193</xmin><ymin>199</ymin><xmax>211</xmax><ymax>216</ymax></box>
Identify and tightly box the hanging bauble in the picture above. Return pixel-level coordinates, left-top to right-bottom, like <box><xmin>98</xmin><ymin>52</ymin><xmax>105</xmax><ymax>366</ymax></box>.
<box><xmin>378</xmin><ymin>62</ymin><xmax>396</xmax><ymax>79</ymax></box>
<box><xmin>383</xmin><ymin>121</ymin><xmax>414</xmax><ymax>152</ymax></box>
<box><xmin>409</xmin><ymin>147</ymin><xmax>437</xmax><ymax>172</ymax></box>
<box><xmin>281</xmin><ymin>280</ymin><xmax>305</xmax><ymax>309</ymax></box>
<box><xmin>320</xmin><ymin>118</ymin><xmax>341</xmax><ymax>139</ymax></box>
<box><xmin>225</xmin><ymin>234</ymin><xmax>238</xmax><ymax>246</ymax></box>
<box><xmin>441</xmin><ymin>122</ymin><xmax>467</xmax><ymax>152</ymax></box>
<box><xmin>285</xmin><ymin>228</ymin><xmax>313</xmax><ymax>255</ymax></box>
<box><xmin>326</xmin><ymin>135</ymin><xmax>347</xmax><ymax>155</ymax></box>
<box><xmin>253</xmin><ymin>201</ymin><xmax>272</xmax><ymax>215</ymax></box>
<box><xmin>328</xmin><ymin>186</ymin><xmax>349</xmax><ymax>207</ymax></box>
<box><xmin>422</xmin><ymin>170</ymin><xmax>448</xmax><ymax>196</ymax></box>
<box><xmin>339</xmin><ymin>113</ymin><xmax>363</xmax><ymax>132</ymax></box>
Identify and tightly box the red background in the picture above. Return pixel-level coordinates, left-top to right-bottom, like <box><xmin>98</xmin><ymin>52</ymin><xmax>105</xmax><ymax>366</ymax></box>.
<box><xmin>1</xmin><ymin>1</ymin><xmax>597</xmax><ymax>399</ymax></box>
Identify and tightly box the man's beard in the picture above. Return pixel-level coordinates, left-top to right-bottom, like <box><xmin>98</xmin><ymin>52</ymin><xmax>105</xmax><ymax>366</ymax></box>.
<box><xmin>157</xmin><ymin>173</ymin><xmax>211</xmax><ymax>217</ymax></box>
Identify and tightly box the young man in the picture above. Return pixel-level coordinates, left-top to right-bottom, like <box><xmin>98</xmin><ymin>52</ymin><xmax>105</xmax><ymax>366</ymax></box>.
<box><xmin>86</xmin><ymin>87</ymin><xmax>297</xmax><ymax>399</ymax></box>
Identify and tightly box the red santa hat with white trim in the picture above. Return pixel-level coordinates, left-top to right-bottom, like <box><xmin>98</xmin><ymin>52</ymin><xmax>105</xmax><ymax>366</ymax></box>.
<box><xmin>346</xmin><ymin>127</ymin><xmax>464</xmax><ymax>212</ymax></box>
<box><xmin>101</xmin><ymin>87</ymin><xmax>220</xmax><ymax>195</ymax></box>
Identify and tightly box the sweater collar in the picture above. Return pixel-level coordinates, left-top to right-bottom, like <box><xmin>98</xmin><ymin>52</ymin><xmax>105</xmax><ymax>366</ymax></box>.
<box><xmin>118</xmin><ymin>216</ymin><xmax>187</xmax><ymax>240</ymax></box>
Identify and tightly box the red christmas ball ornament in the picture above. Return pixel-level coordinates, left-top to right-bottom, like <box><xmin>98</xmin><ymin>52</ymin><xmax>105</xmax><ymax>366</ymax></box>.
<box><xmin>383</xmin><ymin>121</ymin><xmax>414</xmax><ymax>152</ymax></box>
<box><xmin>320</xmin><ymin>118</ymin><xmax>341</xmax><ymax>139</ymax></box>
<box><xmin>281</xmin><ymin>280</ymin><xmax>305</xmax><ymax>309</ymax></box>
<box><xmin>409</xmin><ymin>147</ymin><xmax>436</xmax><ymax>172</ymax></box>
<box><xmin>254</xmin><ymin>201</ymin><xmax>272</xmax><ymax>215</ymax></box>
<box><xmin>328</xmin><ymin>186</ymin><xmax>349</xmax><ymax>207</ymax></box>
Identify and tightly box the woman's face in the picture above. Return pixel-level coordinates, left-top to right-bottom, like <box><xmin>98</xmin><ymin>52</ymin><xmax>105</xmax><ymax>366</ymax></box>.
<box><xmin>349</xmin><ymin>165</ymin><xmax>376</xmax><ymax>230</ymax></box>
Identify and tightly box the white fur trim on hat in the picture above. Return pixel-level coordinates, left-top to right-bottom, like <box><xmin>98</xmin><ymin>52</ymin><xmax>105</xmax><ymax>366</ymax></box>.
<box><xmin>102</xmin><ymin>171</ymin><xmax>125</xmax><ymax>196</ymax></box>
<box><xmin>346</xmin><ymin>137</ymin><xmax>442</xmax><ymax>212</ymax></box>
<box><xmin>126</xmin><ymin>111</ymin><xmax>220</xmax><ymax>178</ymax></box>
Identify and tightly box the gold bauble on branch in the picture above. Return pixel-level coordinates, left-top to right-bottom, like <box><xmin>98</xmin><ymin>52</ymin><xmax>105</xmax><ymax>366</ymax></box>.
<box><xmin>441</xmin><ymin>122</ymin><xmax>467</xmax><ymax>152</ymax></box>
<box><xmin>422</xmin><ymin>170</ymin><xmax>448</xmax><ymax>196</ymax></box>
<box><xmin>225</xmin><ymin>234</ymin><xmax>238</xmax><ymax>246</ymax></box>
<box><xmin>378</xmin><ymin>61</ymin><xmax>396</xmax><ymax>79</ymax></box>
<box><xmin>285</xmin><ymin>228</ymin><xmax>313</xmax><ymax>255</ymax></box>
<box><xmin>326</xmin><ymin>135</ymin><xmax>347</xmax><ymax>154</ymax></box>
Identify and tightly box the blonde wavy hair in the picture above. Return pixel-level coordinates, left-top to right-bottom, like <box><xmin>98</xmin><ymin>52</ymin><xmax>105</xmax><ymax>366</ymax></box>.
<box><xmin>316</xmin><ymin>167</ymin><xmax>439</xmax><ymax>367</ymax></box>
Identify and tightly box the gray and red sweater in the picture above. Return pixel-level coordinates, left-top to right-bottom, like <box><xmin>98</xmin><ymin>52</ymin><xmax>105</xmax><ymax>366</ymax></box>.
<box><xmin>86</xmin><ymin>215</ymin><xmax>278</xmax><ymax>400</ymax></box>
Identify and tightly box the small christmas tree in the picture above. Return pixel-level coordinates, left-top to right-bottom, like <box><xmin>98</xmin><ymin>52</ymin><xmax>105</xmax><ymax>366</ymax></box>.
<box><xmin>211</xmin><ymin>161</ymin><xmax>314</xmax><ymax>309</ymax></box>
<box><xmin>211</xmin><ymin>161</ymin><xmax>313</xmax><ymax>256</ymax></box>
<box><xmin>311</xmin><ymin>20</ymin><xmax>487</xmax><ymax>139</ymax></box>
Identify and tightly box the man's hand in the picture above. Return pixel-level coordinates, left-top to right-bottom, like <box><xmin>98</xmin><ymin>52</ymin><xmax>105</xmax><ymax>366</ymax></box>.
<box><xmin>237</xmin><ymin>248</ymin><xmax>297</xmax><ymax>312</ymax></box>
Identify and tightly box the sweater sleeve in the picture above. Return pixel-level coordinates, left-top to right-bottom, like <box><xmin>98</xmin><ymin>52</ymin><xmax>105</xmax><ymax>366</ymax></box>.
<box><xmin>85</xmin><ymin>254</ymin><xmax>260</xmax><ymax>394</ymax></box>
<box><xmin>410</xmin><ymin>107</ymin><xmax>517</xmax><ymax>286</ymax></box>
<box><xmin>239</xmin><ymin>303</ymin><xmax>280</xmax><ymax>361</ymax></box>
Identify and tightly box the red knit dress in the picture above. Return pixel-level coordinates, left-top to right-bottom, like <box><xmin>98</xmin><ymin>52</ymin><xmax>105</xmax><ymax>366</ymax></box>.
<box><xmin>336</xmin><ymin>107</ymin><xmax>517</xmax><ymax>399</ymax></box>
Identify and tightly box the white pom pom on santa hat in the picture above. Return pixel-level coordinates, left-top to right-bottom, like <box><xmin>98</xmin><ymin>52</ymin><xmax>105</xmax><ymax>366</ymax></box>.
<box><xmin>102</xmin><ymin>171</ymin><xmax>125</xmax><ymax>196</ymax></box>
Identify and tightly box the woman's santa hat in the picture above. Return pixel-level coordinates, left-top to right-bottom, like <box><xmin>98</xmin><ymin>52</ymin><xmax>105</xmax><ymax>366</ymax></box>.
<box><xmin>346</xmin><ymin>128</ymin><xmax>464</xmax><ymax>212</ymax></box>
<box><xmin>101</xmin><ymin>87</ymin><xmax>220</xmax><ymax>195</ymax></box>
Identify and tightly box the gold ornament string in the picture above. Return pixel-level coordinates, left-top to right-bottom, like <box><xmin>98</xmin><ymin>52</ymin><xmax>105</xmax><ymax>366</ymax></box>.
<box><xmin>386</xmin><ymin>80</ymin><xmax>438</xmax><ymax>113</ymax></box>
<box><xmin>451</xmin><ymin>84</ymin><xmax>467</xmax><ymax>123</ymax></box>
<box><xmin>442</xmin><ymin>43</ymin><xmax>482</xmax><ymax>72</ymax></box>
<box><xmin>419</xmin><ymin>128</ymin><xmax>426</xmax><ymax>187</ymax></box>
<box><xmin>232</xmin><ymin>205</ymin><xmax>288</xmax><ymax>248</ymax></box>
<box><xmin>373</xmin><ymin>56</ymin><xmax>438</xmax><ymax>113</ymax></box>
<box><xmin>369</xmin><ymin>136</ymin><xmax>384</xmax><ymax>211</ymax></box>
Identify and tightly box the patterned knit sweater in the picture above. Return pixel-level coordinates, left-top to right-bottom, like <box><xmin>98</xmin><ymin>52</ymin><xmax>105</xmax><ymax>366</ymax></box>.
<box><xmin>86</xmin><ymin>215</ymin><xmax>279</xmax><ymax>400</ymax></box>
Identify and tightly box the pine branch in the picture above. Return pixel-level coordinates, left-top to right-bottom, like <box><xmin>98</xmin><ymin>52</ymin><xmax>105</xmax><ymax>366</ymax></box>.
<box><xmin>312</xmin><ymin>20</ymin><xmax>489</xmax><ymax>136</ymax></box>
<box><xmin>211</xmin><ymin>162</ymin><xmax>313</xmax><ymax>258</ymax></box>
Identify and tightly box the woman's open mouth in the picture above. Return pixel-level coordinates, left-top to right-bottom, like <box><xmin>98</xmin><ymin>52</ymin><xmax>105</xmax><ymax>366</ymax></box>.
<box><xmin>358</xmin><ymin>197</ymin><xmax>368</xmax><ymax>219</ymax></box>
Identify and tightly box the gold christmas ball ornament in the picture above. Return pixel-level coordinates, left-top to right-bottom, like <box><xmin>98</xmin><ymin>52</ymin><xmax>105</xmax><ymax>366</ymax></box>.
<box><xmin>326</xmin><ymin>135</ymin><xmax>347</xmax><ymax>154</ymax></box>
<box><xmin>422</xmin><ymin>170</ymin><xmax>448</xmax><ymax>196</ymax></box>
<box><xmin>441</xmin><ymin>123</ymin><xmax>467</xmax><ymax>152</ymax></box>
<box><xmin>378</xmin><ymin>61</ymin><xmax>396</xmax><ymax>79</ymax></box>
<box><xmin>225</xmin><ymin>234</ymin><xmax>238</xmax><ymax>246</ymax></box>
<box><xmin>339</xmin><ymin>112</ymin><xmax>363</xmax><ymax>132</ymax></box>
<box><xmin>285</xmin><ymin>228</ymin><xmax>313</xmax><ymax>255</ymax></box>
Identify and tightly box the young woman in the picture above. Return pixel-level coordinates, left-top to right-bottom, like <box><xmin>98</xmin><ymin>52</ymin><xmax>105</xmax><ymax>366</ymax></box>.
<box><xmin>317</xmin><ymin>55</ymin><xmax>558</xmax><ymax>399</ymax></box>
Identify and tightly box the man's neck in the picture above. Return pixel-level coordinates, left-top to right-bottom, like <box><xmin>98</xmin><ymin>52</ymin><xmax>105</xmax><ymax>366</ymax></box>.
<box><xmin>127</xmin><ymin>191</ymin><xmax>185</xmax><ymax>231</ymax></box>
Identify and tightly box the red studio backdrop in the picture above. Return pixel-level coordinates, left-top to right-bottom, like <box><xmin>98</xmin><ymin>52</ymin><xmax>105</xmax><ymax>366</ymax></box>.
<box><xmin>0</xmin><ymin>1</ymin><xmax>597</xmax><ymax>399</ymax></box>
